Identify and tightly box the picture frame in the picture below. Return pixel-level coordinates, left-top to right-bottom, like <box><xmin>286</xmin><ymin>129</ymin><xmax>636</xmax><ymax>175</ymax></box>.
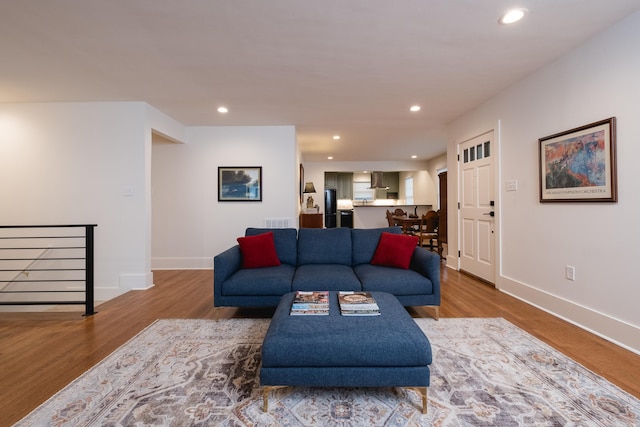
<box><xmin>299</xmin><ymin>163</ymin><xmax>304</xmax><ymax>204</ymax></box>
<box><xmin>218</xmin><ymin>167</ymin><xmax>262</xmax><ymax>202</ymax></box>
<box><xmin>539</xmin><ymin>117</ymin><xmax>617</xmax><ymax>203</ymax></box>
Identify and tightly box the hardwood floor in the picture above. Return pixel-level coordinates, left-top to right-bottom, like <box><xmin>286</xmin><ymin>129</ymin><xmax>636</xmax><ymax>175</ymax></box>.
<box><xmin>1</xmin><ymin>268</ymin><xmax>638</xmax><ymax>426</ymax></box>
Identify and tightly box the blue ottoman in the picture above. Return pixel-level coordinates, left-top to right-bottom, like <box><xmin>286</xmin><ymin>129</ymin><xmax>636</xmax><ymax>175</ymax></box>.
<box><xmin>260</xmin><ymin>291</ymin><xmax>432</xmax><ymax>413</ymax></box>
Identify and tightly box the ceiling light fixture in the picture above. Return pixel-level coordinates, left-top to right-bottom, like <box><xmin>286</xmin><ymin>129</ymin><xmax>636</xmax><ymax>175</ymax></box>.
<box><xmin>333</xmin><ymin>135</ymin><xmax>340</xmax><ymax>140</ymax></box>
<box><xmin>499</xmin><ymin>8</ymin><xmax>528</xmax><ymax>25</ymax></box>
<box><xmin>327</xmin><ymin>156</ymin><xmax>334</xmax><ymax>160</ymax></box>
<box><xmin>217</xmin><ymin>106</ymin><xmax>228</xmax><ymax>113</ymax></box>
<box><xmin>411</xmin><ymin>155</ymin><xmax>418</xmax><ymax>159</ymax></box>
<box><xmin>410</xmin><ymin>105</ymin><xmax>421</xmax><ymax>112</ymax></box>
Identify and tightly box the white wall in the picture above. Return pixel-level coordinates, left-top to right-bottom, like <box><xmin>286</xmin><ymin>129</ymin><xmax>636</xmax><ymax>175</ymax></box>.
<box><xmin>151</xmin><ymin>126</ymin><xmax>298</xmax><ymax>269</ymax></box>
<box><xmin>0</xmin><ymin>104</ymin><xmax>298</xmax><ymax>303</ymax></box>
<box><xmin>0</xmin><ymin>102</ymin><xmax>155</xmax><ymax>302</ymax></box>
<box><xmin>447</xmin><ymin>12</ymin><xmax>640</xmax><ymax>353</ymax></box>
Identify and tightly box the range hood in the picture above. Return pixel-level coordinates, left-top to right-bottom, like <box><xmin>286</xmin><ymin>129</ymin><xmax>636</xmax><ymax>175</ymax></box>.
<box><xmin>369</xmin><ymin>171</ymin><xmax>388</xmax><ymax>189</ymax></box>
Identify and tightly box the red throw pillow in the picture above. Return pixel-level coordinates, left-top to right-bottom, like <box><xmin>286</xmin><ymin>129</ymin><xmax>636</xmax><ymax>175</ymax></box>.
<box><xmin>237</xmin><ymin>232</ymin><xmax>281</xmax><ymax>269</ymax></box>
<box><xmin>371</xmin><ymin>232</ymin><xmax>418</xmax><ymax>269</ymax></box>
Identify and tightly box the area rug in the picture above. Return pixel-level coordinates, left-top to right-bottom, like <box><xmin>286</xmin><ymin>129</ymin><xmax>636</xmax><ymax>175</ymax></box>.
<box><xmin>15</xmin><ymin>318</ymin><xmax>640</xmax><ymax>426</ymax></box>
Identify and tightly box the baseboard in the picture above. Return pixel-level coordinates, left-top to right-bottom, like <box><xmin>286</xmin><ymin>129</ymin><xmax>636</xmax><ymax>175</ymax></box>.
<box><xmin>120</xmin><ymin>272</ymin><xmax>154</xmax><ymax>291</ymax></box>
<box><xmin>444</xmin><ymin>254</ymin><xmax>458</xmax><ymax>270</ymax></box>
<box><xmin>498</xmin><ymin>275</ymin><xmax>640</xmax><ymax>355</ymax></box>
<box><xmin>152</xmin><ymin>257</ymin><xmax>213</xmax><ymax>270</ymax></box>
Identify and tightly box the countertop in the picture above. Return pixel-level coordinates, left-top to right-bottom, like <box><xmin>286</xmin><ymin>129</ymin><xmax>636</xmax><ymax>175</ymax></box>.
<box><xmin>353</xmin><ymin>202</ymin><xmax>432</xmax><ymax>208</ymax></box>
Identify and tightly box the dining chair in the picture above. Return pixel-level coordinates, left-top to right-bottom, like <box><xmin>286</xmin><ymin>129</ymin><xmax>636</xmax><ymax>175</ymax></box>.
<box><xmin>418</xmin><ymin>210</ymin><xmax>442</xmax><ymax>256</ymax></box>
<box><xmin>385</xmin><ymin>210</ymin><xmax>396</xmax><ymax>227</ymax></box>
<box><xmin>393</xmin><ymin>208</ymin><xmax>407</xmax><ymax>217</ymax></box>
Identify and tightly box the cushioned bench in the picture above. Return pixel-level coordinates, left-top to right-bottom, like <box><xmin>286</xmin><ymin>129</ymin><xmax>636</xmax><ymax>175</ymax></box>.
<box><xmin>260</xmin><ymin>291</ymin><xmax>433</xmax><ymax>413</ymax></box>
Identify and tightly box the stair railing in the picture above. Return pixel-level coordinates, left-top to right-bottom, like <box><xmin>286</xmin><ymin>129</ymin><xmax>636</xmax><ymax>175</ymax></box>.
<box><xmin>0</xmin><ymin>224</ymin><xmax>97</xmax><ymax>316</ymax></box>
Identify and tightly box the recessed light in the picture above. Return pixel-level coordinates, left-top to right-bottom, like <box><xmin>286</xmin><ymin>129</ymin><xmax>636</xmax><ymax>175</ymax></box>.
<box><xmin>333</xmin><ymin>135</ymin><xmax>341</xmax><ymax>140</ymax></box>
<box><xmin>327</xmin><ymin>156</ymin><xmax>334</xmax><ymax>160</ymax></box>
<box><xmin>410</xmin><ymin>105</ymin><xmax>421</xmax><ymax>112</ymax></box>
<box><xmin>499</xmin><ymin>8</ymin><xmax>528</xmax><ymax>25</ymax></box>
<box><xmin>217</xmin><ymin>106</ymin><xmax>228</xmax><ymax>113</ymax></box>
<box><xmin>411</xmin><ymin>155</ymin><xmax>418</xmax><ymax>159</ymax></box>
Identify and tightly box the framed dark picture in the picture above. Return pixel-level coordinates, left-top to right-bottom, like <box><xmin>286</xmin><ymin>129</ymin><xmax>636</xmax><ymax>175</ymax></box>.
<box><xmin>218</xmin><ymin>167</ymin><xmax>262</xmax><ymax>202</ymax></box>
<box><xmin>539</xmin><ymin>117</ymin><xmax>617</xmax><ymax>203</ymax></box>
<box><xmin>299</xmin><ymin>163</ymin><xmax>304</xmax><ymax>204</ymax></box>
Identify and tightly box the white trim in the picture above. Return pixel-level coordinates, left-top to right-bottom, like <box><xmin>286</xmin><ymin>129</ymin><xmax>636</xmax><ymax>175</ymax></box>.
<box><xmin>119</xmin><ymin>272</ymin><xmax>154</xmax><ymax>291</ymax></box>
<box><xmin>151</xmin><ymin>257</ymin><xmax>214</xmax><ymax>270</ymax></box>
<box><xmin>498</xmin><ymin>274</ymin><xmax>640</xmax><ymax>355</ymax></box>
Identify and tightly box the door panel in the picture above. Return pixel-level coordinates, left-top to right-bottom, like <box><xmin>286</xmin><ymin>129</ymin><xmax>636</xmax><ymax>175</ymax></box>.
<box><xmin>461</xmin><ymin>218</ymin><xmax>475</xmax><ymax>258</ymax></box>
<box><xmin>477</xmin><ymin>220</ymin><xmax>493</xmax><ymax>263</ymax></box>
<box><xmin>462</xmin><ymin>169</ymin><xmax>475</xmax><ymax>207</ymax></box>
<box><xmin>477</xmin><ymin>164</ymin><xmax>492</xmax><ymax>206</ymax></box>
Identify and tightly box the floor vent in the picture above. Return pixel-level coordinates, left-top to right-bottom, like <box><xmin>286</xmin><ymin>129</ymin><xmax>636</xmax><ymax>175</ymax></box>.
<box><xmin>264</xmin><ymin>218</ymin><xmax>293</xmax><ymax>228</ymax></box>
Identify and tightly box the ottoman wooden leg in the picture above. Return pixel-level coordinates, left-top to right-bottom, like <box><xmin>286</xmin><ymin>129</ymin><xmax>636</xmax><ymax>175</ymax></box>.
<box><xmin>421</xmin><ymin>387</ymin><xmax>428</xmax><ymax>414</ymax></box>
<box><xmin>263</xmin><ymin>386</ymin><xmax>286</xmax><ymax>412</ymax></box>
<box><xmin>263</xmin><ymin>387</ymin><xmax>270</xmax><ymax>412</ymax></box>
<box><xmin>408</xmin><ymin>387</ymin><xmax>428</xmax><ymax>414</ymax></box>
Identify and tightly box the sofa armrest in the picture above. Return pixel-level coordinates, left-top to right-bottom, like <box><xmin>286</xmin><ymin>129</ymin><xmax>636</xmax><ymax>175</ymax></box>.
<box><xmin>213</xmin><ymin>245</ymin><xmax>242</xmax><ymax>307</ymax></box>
<box><xmin>410</xmin><ymin>247</ymin><xmax>441</xmax><ymax>297</ymax></box>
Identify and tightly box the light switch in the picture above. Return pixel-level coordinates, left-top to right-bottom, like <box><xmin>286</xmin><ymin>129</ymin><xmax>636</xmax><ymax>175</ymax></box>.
<box><xmin>506</xmin><ymin>180</ymin><xmax>518</xmax><ymax>191</ymax></box>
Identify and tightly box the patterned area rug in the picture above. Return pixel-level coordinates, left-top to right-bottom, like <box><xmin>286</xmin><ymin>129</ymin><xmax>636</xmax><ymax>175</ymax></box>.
<box><xmin>16</xmin><ymin>318</ymin><xmax>640</xmax><ymax>426</ymax></box>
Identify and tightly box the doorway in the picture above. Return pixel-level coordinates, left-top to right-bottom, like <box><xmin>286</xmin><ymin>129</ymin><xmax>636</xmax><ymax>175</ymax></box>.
<box><xmin>458</xmin><ymin>131</ymin><xmax>496</xmax><ymax>284</ymax></box>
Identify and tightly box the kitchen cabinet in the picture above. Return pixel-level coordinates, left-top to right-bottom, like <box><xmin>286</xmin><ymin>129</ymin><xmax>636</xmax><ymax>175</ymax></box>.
<box><xmin>374</xmin><ymin>172</ymin><xmax>399</xmax><ymax>199</ymax></box>
<box><xmin>384</xmin><ymin>172</ymin><xmax>399</xmax><ymax>192</ymax></box>
<box><xmin>326</xmin><ymin>171</ymin><xmax>404</xmax><ymax>200</ymax></box>
<box><xmin>337</xmin><ymin>173</ymin><xmax>353</xmax><ymax>199</ymax></box>
<box><xmin>324</xmin><ymin>172</ymin><xmax>338</xmax><ymax>189</ymax></box>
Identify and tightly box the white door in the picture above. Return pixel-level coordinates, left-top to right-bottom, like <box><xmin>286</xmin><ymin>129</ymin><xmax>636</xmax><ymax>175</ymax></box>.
<box><xmin>459</xmin><ymin>131</ymin><xmax>495</xmax><ymax>283</ymax></box>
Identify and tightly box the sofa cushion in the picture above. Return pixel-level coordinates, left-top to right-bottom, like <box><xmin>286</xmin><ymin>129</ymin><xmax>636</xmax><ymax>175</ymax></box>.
<box><xmin>351</xmin><ymin>226</ymin><xmax>402</xmax><ymax>265</ymax></box>
<box><xmin>293</xmin><ymin>264</ymin><xmax>362</xmax><ymax>291</ymax></box>
<box><xmin>237</xmin><ymin>232</ymin><xmax>281</xmax><ymax>269</ymax></box>
<box><xmin>221</xmin><ymin>264</ymin><xmax>295</xmax><ymax>296</ymax></box>
<box><xmin>354</xmin><ymin>264</ymin><xmax>434</xmax><ymax>296</ymax></box>
<box><xmin>297</xmin><ymin>228</ymin><xmax>352</xmax><ymax>266</ymax></box>
<box><xmin>246</xmin><ymin>227</ymin><xmax>297</xmax><ymax>266</ymax></box>
<box><xmin>371</xmin><ymin>232</ymin><xmax>419</xmax><ymax>269</ymax></box>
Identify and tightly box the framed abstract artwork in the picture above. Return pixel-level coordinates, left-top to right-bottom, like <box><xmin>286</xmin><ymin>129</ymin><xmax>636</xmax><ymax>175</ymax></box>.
<box><xmin>218</xmin><ymin>167</ymin><xmax>262</xmax><ymax>202</ymax></box>
<box><xmin>539</xmin><ymin>117</ymin><xmax>617</xmax><ymax>203</ymax></box>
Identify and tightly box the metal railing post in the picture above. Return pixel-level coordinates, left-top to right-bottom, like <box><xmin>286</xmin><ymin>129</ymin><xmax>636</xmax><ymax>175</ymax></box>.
<box><xmin>84</xmin><ymin>225</ymin><xmax>96</xmax><ymax>316</ymax></box>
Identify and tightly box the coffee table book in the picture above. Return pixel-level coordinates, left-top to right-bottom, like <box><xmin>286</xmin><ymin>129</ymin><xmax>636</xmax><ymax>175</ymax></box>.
<box><xmin>290</xmin><ymin>308</ymin><xmax>329</xmax><ymax>316</ymax></box>
<box><xmin>290</xmin><ymin>290</ymin><xmax>329</xmax><ymax>315</ymax></box>
<box><xmin>340</xmin><ymin>309</ymin><xmax>381</xmax><ymax>316</ymax></box>
<box><xmin>338</xmin><ymin>291</ymin><xmax>381</xmax><ymax>316</ymax></box>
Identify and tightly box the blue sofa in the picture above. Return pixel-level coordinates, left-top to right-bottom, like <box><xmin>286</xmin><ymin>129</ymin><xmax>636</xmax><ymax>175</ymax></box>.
<box><xmin>213</xmin><ymin>226</ymin><xmax>441</xmax><ymax>318</ymax></box>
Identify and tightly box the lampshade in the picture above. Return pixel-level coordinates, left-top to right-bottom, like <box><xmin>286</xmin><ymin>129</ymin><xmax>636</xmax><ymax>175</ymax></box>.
<box><xmin>303</xmin><ymin>182</ymin><xmax>316</xmax><ymax>193</ymax></box>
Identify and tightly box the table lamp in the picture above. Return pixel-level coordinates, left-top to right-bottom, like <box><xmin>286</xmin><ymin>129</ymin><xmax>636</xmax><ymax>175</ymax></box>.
<box><xmin>303</xmin><ymin>182</ymin><xmax>316</xmax><ymax>209</ymax></box>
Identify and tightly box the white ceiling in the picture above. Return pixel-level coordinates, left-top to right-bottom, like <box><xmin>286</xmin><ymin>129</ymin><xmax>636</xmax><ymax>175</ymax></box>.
<box><xmin>2</xmin><ymin>1</ymin><xmax>639</xmax><ymax>162</ymax></box>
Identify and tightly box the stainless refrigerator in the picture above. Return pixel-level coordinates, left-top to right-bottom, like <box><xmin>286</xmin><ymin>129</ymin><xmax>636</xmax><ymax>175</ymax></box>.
<box><xmin>324</xmin><ymin>189</ymin><xmax>337</xmax><ymax>228</ymax></box>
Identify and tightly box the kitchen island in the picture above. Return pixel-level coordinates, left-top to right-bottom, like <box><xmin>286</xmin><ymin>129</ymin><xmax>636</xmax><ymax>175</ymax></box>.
<box><xmin>353</xmin><ymin>203</ymin><xmax>433</xmax><ymax>229</ymax></box>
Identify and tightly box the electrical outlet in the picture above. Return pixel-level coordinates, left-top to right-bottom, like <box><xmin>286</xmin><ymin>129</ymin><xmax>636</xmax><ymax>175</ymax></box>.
<box><xmin>565</xmin><ymin>265</ymin><xmax>576</xmax><ymax>281</ymax></box>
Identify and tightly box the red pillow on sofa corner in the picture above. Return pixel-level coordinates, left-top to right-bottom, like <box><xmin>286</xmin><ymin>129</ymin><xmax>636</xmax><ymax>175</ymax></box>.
<box><xmin>371</xmin><ymin>232</ymin><xmax>418</xmax><ymax>269</ymax></box>
<box><xmin>237</xmin><ymin>232</ymin><xmax>281</xmax><ymax>269</ymax></box>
